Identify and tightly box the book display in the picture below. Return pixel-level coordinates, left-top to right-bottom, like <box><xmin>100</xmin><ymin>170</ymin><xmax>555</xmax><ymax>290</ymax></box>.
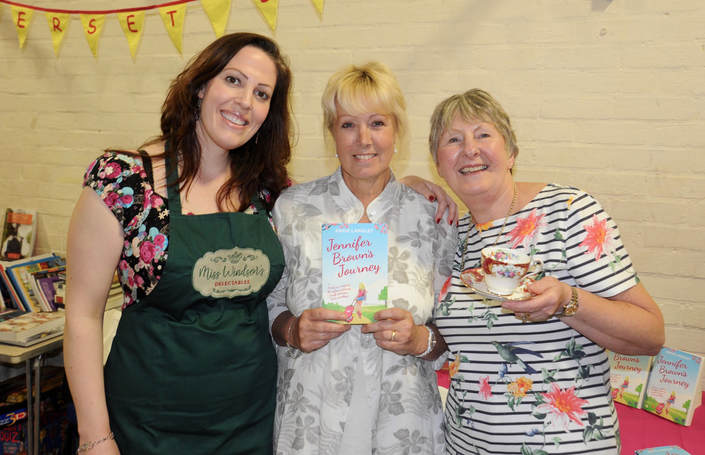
<box><xmin>321</xmin><ymin>223</ymin><xmax>388</xmax><ymax>324</ymax></box>
<box><xmin>0</xmin><ymin>254</ymin><xmax>65</xmax><ymax>313</ymax></box>
<box><xmin>607</xmin><ymin>351</ymin><xmax>653</xmax><ymax>408</ymax></box>
<box><xmin>0</xmin><ymin>209</ymin><xmax>37</xmax><ymax>262</ymax></box>
<box><xmin>0</xmin><ymin>254</ymin><xmax>65</xmax><ymax>312</ymax></box>
<box><xmin>643</xmin><ymin>347</ymin><xmax>704</xmax><ymax>426</ymax></box>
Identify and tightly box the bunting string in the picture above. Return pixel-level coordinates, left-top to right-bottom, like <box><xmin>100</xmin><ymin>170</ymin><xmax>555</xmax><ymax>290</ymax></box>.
<box><xmin>0</xmin><ymin>0</ymin><xmax>325</xmax><ymax>57</ymax></box>
<box><xmin>0</xmin><ymin>0</ymin><xmax>198</xmax><ymax>15</ymax></box>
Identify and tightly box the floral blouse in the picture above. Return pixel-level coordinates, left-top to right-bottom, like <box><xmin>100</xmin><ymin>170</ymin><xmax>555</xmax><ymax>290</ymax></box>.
<box><xmin>268</xmin><ymin>168</ymin><xmax>457</xmax><ymax>454</ymax></box>
<box><xmin>436</xmin><ymin>184</ymin><xmax>637</xmax><ymax>455</ymax></box>
<box><xmin>84</xmin><ymin>151</ymin><xmax>271</xmax><ymax>309</ymax></box>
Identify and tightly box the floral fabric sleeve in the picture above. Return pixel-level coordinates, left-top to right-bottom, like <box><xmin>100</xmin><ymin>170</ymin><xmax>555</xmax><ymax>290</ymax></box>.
<box><xmin>83</xmin><ymin>151</ymin><xmax>169</xmax><ymax>308</ymax></box>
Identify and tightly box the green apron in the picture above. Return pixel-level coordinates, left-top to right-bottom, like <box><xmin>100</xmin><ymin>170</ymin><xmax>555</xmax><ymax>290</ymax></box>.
<box><xmin>104</xmin><ymin>156</ymin><xmax>283</xmax><ymax>454</ymax></box>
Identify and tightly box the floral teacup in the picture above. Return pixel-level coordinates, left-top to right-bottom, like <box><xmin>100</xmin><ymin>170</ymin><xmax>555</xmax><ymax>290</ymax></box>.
<box><xmin>480</xmin><ymin>247</ymin><xmax>532</xmax><ymax>295</ymax></box>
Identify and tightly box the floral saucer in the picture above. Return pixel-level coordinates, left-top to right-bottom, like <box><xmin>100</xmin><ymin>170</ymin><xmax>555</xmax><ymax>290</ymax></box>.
<box><xmin>460</xmin><ymin>265</ymin><xmax>541</xmax><ymax>301</ymax></box>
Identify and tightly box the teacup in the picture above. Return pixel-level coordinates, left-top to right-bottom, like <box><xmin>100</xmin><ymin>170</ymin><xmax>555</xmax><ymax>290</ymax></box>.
<box><xmin>480</xmin><ymin>247</ymin><xmax>532</xmax><ymax>295</ymax></box>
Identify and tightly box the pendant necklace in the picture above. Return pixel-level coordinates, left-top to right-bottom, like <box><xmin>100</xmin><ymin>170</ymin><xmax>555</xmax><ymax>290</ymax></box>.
<box><xmin>460</xmin><ymin>182</ymin><xmax>518</xmax><ymax>271</ymax></box>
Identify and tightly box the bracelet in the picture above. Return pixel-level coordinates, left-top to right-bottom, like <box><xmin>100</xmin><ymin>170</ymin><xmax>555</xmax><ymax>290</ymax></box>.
<box><xmin>285</xmin><ymin>315</ymin><xmax>302</xmax><ymax>359</ymax></box>
<box><xmin>77</xmin><ymin>432</ymin><xmax>115</xmax><ymax>453</ymax></box>
<box><xmin>416</xmin><ymin>325</ymin><xmax>436</xmax><ymax>358</ymax></box>
<box><xmin>555</xmin><ymin>286</ymin><xmax>579</xmax><ymax>317</ymax></box>
<box><xmin>286</xmin><ymin>315</ymin><xmax>298</xmax><ymax>349</ymax></box>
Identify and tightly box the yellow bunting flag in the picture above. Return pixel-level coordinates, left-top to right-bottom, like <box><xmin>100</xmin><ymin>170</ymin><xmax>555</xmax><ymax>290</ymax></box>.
<box><xmin>201</xmin><ymin>0</ymin><xmax>231</xmax><ymax>38</ymax></box>
<box><xmin>117</xmin><ymin>11</ymin><xmax>145</xmax><ymax>59</ymax></box>
<box><xmin>310</xmin><ymin>0</ymin><xmax>324</xmax><ymax>18</ymax></box>
<box><xmin>159</xmin><ymin>4</ymin><xmax>187</xmax><ymax>54</ymax></box>
<box><xmin>80</xmin><ymin>14</ymin><xmax>106</xmax><ymax>57</ymax></box>
<box><xmin>45</xmin><ymin>12</ymin><xmax>70</xmax><ymax>56</ymax></box>
<box><xmin>252</xmin><ymin>0</ymin><xmax>278</xmax><ymax>31</ymax></box>
<box><xmin>11</xmin><ymin>6</ymin><xmax>34</xmax><ymax>48</ymax></box>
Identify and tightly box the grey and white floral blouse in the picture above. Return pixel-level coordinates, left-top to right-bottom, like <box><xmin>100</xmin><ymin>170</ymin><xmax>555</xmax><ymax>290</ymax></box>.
<box><xmin>268</xmin><ymin>168</ymin><xmax>457</xmax><ymax>455</ymax></box>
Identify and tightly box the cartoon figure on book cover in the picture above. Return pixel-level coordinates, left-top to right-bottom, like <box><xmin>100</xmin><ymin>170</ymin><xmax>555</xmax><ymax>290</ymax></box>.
<box><xmin>662</xmin><ymin>391</ymin><xmax>676</xmax><ymax>415</ymax></box>
<box><xmin>352</xmin><ymin>282</ymin><xmax>367</xmax><ymax>319</ymax></box>
<box><xmin>617</xmin><ymin>376</ymin><xmax>629</xmax><ymax>401</ymax></box>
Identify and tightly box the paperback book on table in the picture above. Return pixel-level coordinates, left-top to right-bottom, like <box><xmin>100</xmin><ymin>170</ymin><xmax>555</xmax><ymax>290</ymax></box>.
<box><xmin>0</xmin><ymin>208</ymin><xmax>37</xmax><ymax>261</ymax></box>
<box><xmin>635</xmin><ymin>446</ymin><xmax>691</xmax><ymax>455</ymax></box>
<box><xmin>321</xmin><ymin>223</ymin><xmax>388</xmax><ymax>324</ymax></box>
<box><xmin>607</xmin><ymin>351</ymin><xmax>653</xmax><ymax>408</ymax></box>
<box><xmin>642</xmin><ymin>347</ymin><xmax>704</xmax><ymax>426</ymax></box>
<box><xmin>0</xmin><ymin>309</ymin><xmax>65</xmax><ymax>347</ymax></box>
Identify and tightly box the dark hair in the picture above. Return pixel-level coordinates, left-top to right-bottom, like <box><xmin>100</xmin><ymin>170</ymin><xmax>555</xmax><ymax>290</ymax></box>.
<box><xmin>145</xmin><ymin>32</ymin><xmax>292</xmax><ymax>212</ymax></box>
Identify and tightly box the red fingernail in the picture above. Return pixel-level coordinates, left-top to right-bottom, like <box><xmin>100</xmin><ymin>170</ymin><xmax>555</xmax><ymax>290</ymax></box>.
<box><xmin>436</xmin><ymin>217</ymin><xmax>441</xmax><ymax>224</ymax></box>
<box><xmin>429</xmin><ymin>196</ymin><xmax>436</xmax><ymax>202</ymax></box>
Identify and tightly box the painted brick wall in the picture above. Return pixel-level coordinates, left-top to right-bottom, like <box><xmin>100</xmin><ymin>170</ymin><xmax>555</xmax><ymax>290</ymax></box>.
<box><xmin>0</xmin><ymin>0</ymin><xmax>703</xmax><ymax>354</ymax></box>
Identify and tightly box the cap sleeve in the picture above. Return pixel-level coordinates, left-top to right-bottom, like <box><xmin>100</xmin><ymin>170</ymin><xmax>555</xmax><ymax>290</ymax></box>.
<box><xmin>83</xmin><ymin>151</ymin><xmax>150</xmax><ymax>234</ymax></box>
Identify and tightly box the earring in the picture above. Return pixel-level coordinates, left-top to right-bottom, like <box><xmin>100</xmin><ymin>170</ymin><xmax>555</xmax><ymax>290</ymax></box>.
<box><xmin>255</xmin><ymin>133</ymin><xmax>259</xmax><ymax>145</ymax></box>
<box><xmin>394</xmin><ymin>147</ymin><xmax>397</xmax><ymax>154</ymax></box>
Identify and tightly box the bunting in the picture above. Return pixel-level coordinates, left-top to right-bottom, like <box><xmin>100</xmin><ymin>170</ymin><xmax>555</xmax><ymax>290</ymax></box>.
<box><xmin>201</xmin><ymin>0</ymin><xmax>230</xmax><ymax>38</ymax></box>
<box><xmin>45</xmin><ymin>12</ymin><xmax>70</xmax><ymax>56</ymax></box>
<box><xmin>252</xmin><ymin>0</ymin><xmax>278</xmax><ymax>31</ymax></box>
<box><xmin>11</xmin><ymin>5</ymin><xmax>33</xmax><ymax>48</ymax></box>
<box><xmin>0</xmin><ymin>0</ymin><xmax>325</xmax><ymax>58</ymax></box>
<box><xmin>117</xmin><ymin>11</ymin><xmax>145</xmax><ymax>59</ymax></box>
<box><xmin>159</xmin><ymin>4</ymin><xmax>187</xmax><ymax>54</ymax></box>
<box><xmin>80</xmin><ymin>13</ymin><xmax>106</xmax><ymax>57</ymax></box>
<box><xmin>310</xmin><ymin>0</ymin><xmax>324</xmax><ymax>18</ymax></box>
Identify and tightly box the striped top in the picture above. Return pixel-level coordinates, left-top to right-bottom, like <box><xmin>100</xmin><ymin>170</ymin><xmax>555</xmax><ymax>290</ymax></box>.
<box><xmin>437</xmin><ymin>184</ymin><xmax>637</xmax><ymax>455</ymax></box>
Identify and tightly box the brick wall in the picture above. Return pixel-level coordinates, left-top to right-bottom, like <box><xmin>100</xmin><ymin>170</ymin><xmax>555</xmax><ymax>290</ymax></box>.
<box><xmin>0</xmin><ymin>0</ymin><xmax>702</xmax><ymax>353</ymax></box>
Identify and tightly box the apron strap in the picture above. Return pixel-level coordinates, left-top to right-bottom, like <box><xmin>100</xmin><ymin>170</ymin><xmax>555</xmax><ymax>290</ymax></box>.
<box><xmin>164</xmin><ymin>151</ymin><xmax>182</xmax><ymax>214</ymax></box>
<box><xmin>164</xmin><ymin>150</ymin><xmax>269</xmax><ymax>217</ymax></box>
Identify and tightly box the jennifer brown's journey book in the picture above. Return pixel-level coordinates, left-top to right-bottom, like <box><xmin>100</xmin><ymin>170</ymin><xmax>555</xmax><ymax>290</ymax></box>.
<box><xmin>642</xmin><ymin>347</ymin><xmax>704</xmax><ymax>426</ymax></box>
<box><xmin>321</xmin><ymin>223</ymin><xmax>388</xmax><ymax>324</ymax></box>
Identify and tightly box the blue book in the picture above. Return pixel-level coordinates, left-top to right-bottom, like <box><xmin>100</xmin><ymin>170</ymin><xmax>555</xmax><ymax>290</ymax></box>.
<box><xmin>635</xmin><ymin>446</ymin><xmax>691</xmax><ymax>455</ymax></box>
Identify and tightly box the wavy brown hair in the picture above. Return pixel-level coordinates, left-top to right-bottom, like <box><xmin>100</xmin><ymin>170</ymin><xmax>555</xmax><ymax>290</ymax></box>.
<box><xmin>143</xmin><ymin>32</ymin><xmax>293</xmax><ymax>212</ymax></box>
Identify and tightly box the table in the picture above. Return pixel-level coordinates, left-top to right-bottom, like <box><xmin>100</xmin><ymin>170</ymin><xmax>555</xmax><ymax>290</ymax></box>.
<box><xmin>616</xmin><ymin>392</ymin><xmax>705</xmax><ymax>454</ymax></box>
<box><xmin>0</xmin><ymin>334</ymin><xmax>63</xmax><ymax>455</ymax></box>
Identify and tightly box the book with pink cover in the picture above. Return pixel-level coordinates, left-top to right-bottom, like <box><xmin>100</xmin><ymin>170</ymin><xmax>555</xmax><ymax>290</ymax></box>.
<box><xmin>321</xmin><ymin>223</ymin><xmax>388</xmax><ymax>324</ymax></box>
<box><xmin>642</xmin><ymin>347</ymin><xmax>704</xmax><ymax>426</ymax></box>
<box><xmin>0</xmin><ymin>309</ymin><xmax>64</xmax><ymax>346</ymax></box>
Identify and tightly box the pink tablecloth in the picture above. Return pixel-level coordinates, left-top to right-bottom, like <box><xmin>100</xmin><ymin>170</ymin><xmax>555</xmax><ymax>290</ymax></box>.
<box><xmin>437</xmin><ymin>369</ymin><xmax>704</xmax><ymax>454</ymax></box>
<box><xmin>616</xmin><ymin>392</ymin><xmax>705</xmax><ymax>454</ymax></box>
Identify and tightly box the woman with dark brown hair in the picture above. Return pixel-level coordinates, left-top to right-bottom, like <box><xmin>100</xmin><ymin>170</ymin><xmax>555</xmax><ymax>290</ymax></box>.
<box><xmin>64</xmin><ymin>33</ymin><xmax>292</xmax><ymax>454</ymax></box>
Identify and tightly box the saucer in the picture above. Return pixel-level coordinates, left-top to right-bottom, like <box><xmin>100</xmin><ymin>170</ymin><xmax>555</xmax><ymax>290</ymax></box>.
<box><xmin>460</xmin><ymin>267</ymin><xmax>538</xmax><ymax>301</ymax></box>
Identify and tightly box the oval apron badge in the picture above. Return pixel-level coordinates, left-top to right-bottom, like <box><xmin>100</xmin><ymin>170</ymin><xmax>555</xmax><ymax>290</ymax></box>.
<box><xmin>192</xmin><ymin>247</ymin><xmax>270</xmax><ymax>298</ymax></box>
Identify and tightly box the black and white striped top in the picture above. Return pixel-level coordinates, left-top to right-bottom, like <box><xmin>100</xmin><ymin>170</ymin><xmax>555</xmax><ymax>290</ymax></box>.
<box><xmin>437</xmin><ymin>184</ymin><xmax>637</xmax><ymax>455</ymax></box>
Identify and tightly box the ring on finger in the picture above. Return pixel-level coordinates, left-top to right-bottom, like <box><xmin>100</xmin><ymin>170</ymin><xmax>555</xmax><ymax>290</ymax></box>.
<box><xmin>390</xmin><ymin>329</ymin><xmax>397</xmax><ymax>341</ymax></box>
<box><xmin>521</xmin><ymin>313</ymin><xmax>530</xmax><ymax>323</ymax></box>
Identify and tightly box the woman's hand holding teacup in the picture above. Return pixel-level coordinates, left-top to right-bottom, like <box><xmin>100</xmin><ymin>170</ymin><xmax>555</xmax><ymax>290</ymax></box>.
<box><xmin>294</xmin><ymin>308</ymin><xmax>351</xmax><ymax>353</ymax></box>
<box><xmin>501</xmin><ymin>276</ymin><xmax>571</xmax><ymax>322</ymax></box>
<box><xmin>362</xmin><ymin>308</ymin><xmax>427</xmax><ymax>355</ymax></box>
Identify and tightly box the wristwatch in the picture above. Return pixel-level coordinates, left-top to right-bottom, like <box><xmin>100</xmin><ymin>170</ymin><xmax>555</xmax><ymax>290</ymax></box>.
<box><xmin>555</xmin><ymin>286</ymin><xmax>579</xmax><ymax>317</ymax></box>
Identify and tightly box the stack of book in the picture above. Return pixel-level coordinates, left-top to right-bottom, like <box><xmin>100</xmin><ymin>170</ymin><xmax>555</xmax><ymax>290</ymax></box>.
<box><xmin>0</xmin><ymin>253</ymin><xmax>66</xmax><ymax>312</ymax></box>
<box><xmin>0</xmin><ymin>253</ymin><xmax>67</xmax><ymax>347</ymax></box>
<box><xmin>608</xmin><ymin>347</ymin><xmax>705</xmax><ymax>427</ymax></box>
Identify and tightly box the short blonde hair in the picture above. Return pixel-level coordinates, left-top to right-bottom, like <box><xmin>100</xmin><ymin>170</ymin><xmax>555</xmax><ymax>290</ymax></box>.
<box><xmin>428</xmin><ymin>89</ymin><xmax>518</xmax><ymax>163</ymax></box>
<box><xmin>321</xmin><ymin>62</ymin><xmax>408</xmax><ymax>151</ymax></box>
